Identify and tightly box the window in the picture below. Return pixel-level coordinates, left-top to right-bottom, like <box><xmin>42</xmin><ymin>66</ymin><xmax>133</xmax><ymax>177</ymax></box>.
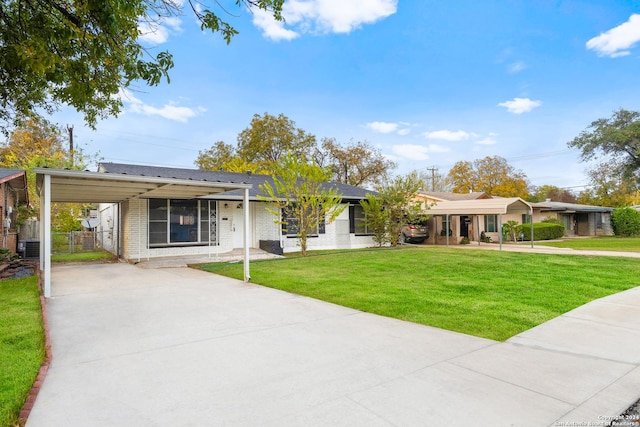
<box><xmin>484</xmin><ymin>215</ymin><xmax>497</xmax><ymax>232</ymax></box>
<box><xmin>596</xmin><ymin>212</ymin><xmax>603</xmax><ymax>230</ymax></box>
<box><xmin>281</xmin><ymin>204</ymin><xmax>325</xmax><ymax>237</ymax></box>
<box><xmin>349</xmin><ymin>204</ymin><xmax>371</xmax><ymax>235</ymax></box>
<box><xmin>521</xmin><ymin>214</ymin><xmax>532</xmax><ymax>224</ymax></box>
<box><xmin>148</xmin><ymin>199</ymin><xmax>217</xmax><ymax>246</ymax></box>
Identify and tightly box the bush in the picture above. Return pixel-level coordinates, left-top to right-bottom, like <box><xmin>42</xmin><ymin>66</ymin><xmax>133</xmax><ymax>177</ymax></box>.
<box><xmin>611</xmin><ymin>207</ymin><xmax>640</xmax><ymax>237</ymax></box>
<box><xmin>519</xmin><ymin>222</ymin><xmax>565</xmax><ymax>240</ymax></box>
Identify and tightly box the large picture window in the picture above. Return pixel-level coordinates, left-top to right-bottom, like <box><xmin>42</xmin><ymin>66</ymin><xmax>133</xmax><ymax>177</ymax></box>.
<box><xmin>148</xmin><ymin>199</ymin><xmax>217</xmax><ymax>246</ymax></box>
<box><xmin>484</xmin><ymin>215</ymin><xmax>498</xmax><ymax>232</ymax></box>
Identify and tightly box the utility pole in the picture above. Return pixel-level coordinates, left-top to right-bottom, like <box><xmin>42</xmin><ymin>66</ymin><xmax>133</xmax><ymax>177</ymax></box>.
<box><xmin>67</xmin><ymin>125</ymin><xmax>74</xmax><ymax>166</ymax></box>
<box><xmin>426</xmin><ymin>166</ymin><xmax>437</xmax><ymax>191</ymax></box>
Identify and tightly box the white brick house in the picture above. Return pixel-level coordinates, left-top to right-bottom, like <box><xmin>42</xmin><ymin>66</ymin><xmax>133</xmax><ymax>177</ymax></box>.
<box><xmin>96</xmin><ymin>163</ymin><xmax>377</xmax><ymax>260</ymax></box>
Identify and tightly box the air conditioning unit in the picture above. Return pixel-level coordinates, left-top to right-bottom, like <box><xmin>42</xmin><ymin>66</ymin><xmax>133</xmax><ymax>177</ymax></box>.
<box><xmin>18</xmin><ymin>240</ymin><xmax>39</xmax><ymax>259</ymax></box>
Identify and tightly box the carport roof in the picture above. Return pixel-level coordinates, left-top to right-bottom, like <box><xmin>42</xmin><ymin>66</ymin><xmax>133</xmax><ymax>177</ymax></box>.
<box><xmin>427</xmin><ymin>197</ymin><xmax>532</xmax><ymax>216</ymax></box>
<box><xmin>35</xmin><ymin>168</ymin><xmax>252</xmax><ymax>203</ymax></box>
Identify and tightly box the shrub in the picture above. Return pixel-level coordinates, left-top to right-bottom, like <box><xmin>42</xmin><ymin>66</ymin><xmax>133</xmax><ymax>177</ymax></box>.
<box><xmin>519</xmin><ymin>222</ymin><xmax>565</xmax><ymax>240</ymax></box>
<box><xmin>460</xmin><ymin>237</ymin><xmax>470</xmax><ymax>244</ymax></box>
<box><xmin>541</xmin><ymin>216</ymin><xmax>562</xmax><ymax>224</ymax></box>
<box><xmin>611</xmin><ymin>207</ymin><xmax>640</xmax><ymax>237</ymax></box>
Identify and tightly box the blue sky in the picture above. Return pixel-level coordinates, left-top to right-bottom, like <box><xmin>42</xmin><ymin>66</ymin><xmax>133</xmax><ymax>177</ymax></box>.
<box><xmin>52</xmin><ymin>0</ymin><xmax>640</xmax><ymax>191</ymax></box>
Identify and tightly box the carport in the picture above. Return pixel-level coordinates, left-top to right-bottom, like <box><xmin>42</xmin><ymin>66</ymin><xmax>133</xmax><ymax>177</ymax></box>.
<box><xmin>426</xmin><ymin>197</ymin><xmax>534</xmax><ymax>249</ymax></box>
<box><xmin>35</xmin><ymin>168</ymin><xmax>253</xmax><ymax>297</ymax></box>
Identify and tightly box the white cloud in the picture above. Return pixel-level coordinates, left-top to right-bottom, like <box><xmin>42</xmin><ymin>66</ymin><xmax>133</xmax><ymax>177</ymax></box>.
<box><xmin>254</xmin><ymin>0</ymin><xmax>397</xmax><ymax>41</ymax></box>
<box><xmin>397</xmin><ymin>128</ymin><xmax>411</xmax><ymax>136</ymax></box>
<box><xmin>118</xmin><ymin>89</ymin><xmax>203</xmax><ymax>123</ymax></box>
<box><xmin>508</xmin><ymin>61</ymin><xmax>527</xmax><ymax>73</ymax></box>
<box><xmin>497</xmin><ymin>97</ymin><xmax>542</xmax><ymax>114</ymax></box>
<box><xmin>138</xmin><ymin>17</ymin><xmax>182</xmax><ymax>44</ymax></box>
<box><xmin>586</xmin><ymin>14</ymin><xmax>640</xmax><ymax>58</ymax></box>
<box><xmin>390</xmin><ymin>143</ymin><xmax>450</xmax><ymax>161</ymax></box>
<box><xmin>423</xmin><ymin>130</ymin><xmax>475</xmax><ymax>141</ymax></box>
<box><xmin>366</xmin><ymin>121</ymin><xmax>398</xmax><ymax>133</ymax></box>
<box><xmin>476</xmin><ymin>137</ymin><xmax>497</xmax><ymax>145</ymax></box>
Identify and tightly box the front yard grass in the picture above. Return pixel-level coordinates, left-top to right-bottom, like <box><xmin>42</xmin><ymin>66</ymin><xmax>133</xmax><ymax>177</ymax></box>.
<box><xmin>198</xmin><ymin>247</ymin><xmax>640</xmax><ymax>341</ymax></box>
<box><xmin>51</xmin><ymin>249</ymin><xmax>117</xmax><ymax>263</ymax></box>
<box><xmin>0</xmin><ymin>276</ymin><xmax>45</xmax><ymax>427</ymax></box>
<box><xmin>536</xmin><ymin>236</ymin><xmax>640</xmax><ymax>252</ymax></box>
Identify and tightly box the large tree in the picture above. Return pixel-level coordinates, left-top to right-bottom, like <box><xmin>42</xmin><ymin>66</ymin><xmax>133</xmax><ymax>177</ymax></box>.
<box><xmin>530</xmin><ymin>185</ymin><xmax>576</xmax><ymax>203</ymax></box>
<box><xmin>569</xmin><ymin>109</ymin><xmax>640</xmax><ymax>183</ymax></box>
<box><xmin>320</xmin><ymin>138</ymin><xmax>396</xmax><ymax>188</ymax></box>
<box><xmin>194</xmin><ymin>140</ymin><xmax>237</xmax><ymax>171</ymax></box>
<box><xmin>0</xmin><ymin>116</ymin><xmax>96</xmax><ymax>225</ymax></box>
<box><xmin>580</xmin><ymin>160</ymin><xmax>638</xmax><ymax>207</ymax></box>
<box><xmin>446</xmin><ymin>156</ymin><xmax>529</xmax><ymax>198</ymax></box>
<box><xmin>237</xmin><ymin>113</ymin><xmax>317</xmax><ymax>167</ymax></box>
<box><xmin>0</xmin><ymin>1</ymin><xmax>284</xmax><ymax>132</ymax></box>
<box><xmin>258</xmin><ymin>154</ymin><xmax>345</xmax><ymax>256</ymax></box>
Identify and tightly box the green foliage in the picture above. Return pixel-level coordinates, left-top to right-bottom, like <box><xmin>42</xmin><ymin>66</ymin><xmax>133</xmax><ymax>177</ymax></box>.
<box><xmin>0</xmin><ymin>276</ymin><xmax>45</xmax><ymax>427</ymax></box>
<box><xmin>202</xmin><ymin>247</ymin><xmax>640</xmax><ymax>341</ymax></box>
<box><xmin>529</xmin><ymin>185</ymin><xmax>576</xmax><ymax>203</ymax></box>
<box><xmin>502</xmin><ymin>220</ymin><xmax>520</xmax><ymax>242</ymax></box>
<box><xmin>0</xmin><ymin>1</ymin><xmax>283</xmax><ymax>131</ymax></box>
<box><xmin>258</xmin><ymin>154</ymin><xmax>346</xmax><ymax>256</ymax></box>
<box><xmin>611</xmin><ymin>207</ymin><xmax>640</xmax><ymax>237</ymax></box>
<box><xmin>359</xmin><ymin>194</ymin><xmax>389</xmax><ymax>247</ymax></box>
<box><xmin>320</xmin><ymin>138</ymin><xmax>396</xmax><ymax>187</ymax></box>
<box><xmin>541</xmin><ymin>216</ymin><xmax>562</xmax><ymax>224</ymax></box>
<box><xmin>568</xmin><ymin>109</ymin><xmax>640</xmax><ymax>184</ymax></box>
<box><xmin>237</xmin><ymin>113</ymin><xmax>317</xmax><ymax>170</ymax></box>
<box><xmin>446</xmin><ymin>156</ymin><xmax>529</xmax><ymax>197</ymax></box>
<box><xmin>519</xmin><ymin>222</ymin><xmax>565</xmax><ymax>241</ymax></box>
<box><xmin>361</xmin><ymin>173</ymin><xmax>427</xmax><ymax>247</ymax></box>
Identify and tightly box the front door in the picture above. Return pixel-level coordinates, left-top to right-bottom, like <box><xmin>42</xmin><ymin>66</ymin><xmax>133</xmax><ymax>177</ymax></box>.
<box><xmin>232</xmin><ymin>206</ymin><xmax>245</xmax><ymax>248</ymax></box>
<box><xmin>460</xmin><ymin>215</ymin><xmax>470</xmax><ymax>238</ymax></box>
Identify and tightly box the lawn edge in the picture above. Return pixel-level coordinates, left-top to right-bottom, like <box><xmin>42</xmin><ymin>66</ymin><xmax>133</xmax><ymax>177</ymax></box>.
<box><xmin>18</xmin><ymin>265</ymin><xmax>52</xmax><ymax>425</ymax></box>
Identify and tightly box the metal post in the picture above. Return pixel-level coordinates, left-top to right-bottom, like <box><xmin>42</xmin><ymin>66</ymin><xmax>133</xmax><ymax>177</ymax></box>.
<box><xmin>243</xmin><ymin>188</ymin><xmax>250</xmax><ymax>282</ymax></box>
<box><xmin>42</xmin><ymin>174</ymin><xmax>51</xmax><ymax>298</ymax></box>
<box><xmin>477</xmin><ymin>215</ymin><xmax>481</xmax><ymax>246</ymax></box>
<box><xmin>530</xmin><ymin>206</ymin><xmax>534</xmax><ymax>248</ymax></box>
<box><xmin>499</xmin><ymin>214</ymin><xmax>503</xmax><ymax>250</ymax></box>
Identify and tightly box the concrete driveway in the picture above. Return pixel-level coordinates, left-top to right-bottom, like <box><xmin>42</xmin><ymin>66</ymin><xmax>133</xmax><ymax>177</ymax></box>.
<box><xmin>27</xmin><ymin>263</ymin><xmax>640</xmax><ymax>427</ymax></box>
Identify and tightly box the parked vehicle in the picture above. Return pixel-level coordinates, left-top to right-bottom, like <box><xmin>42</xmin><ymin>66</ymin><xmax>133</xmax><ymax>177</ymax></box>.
<box><xmin>400</xmin><ymin>223</ymin><xmax>429</xmax><ymax>243</ymax></box>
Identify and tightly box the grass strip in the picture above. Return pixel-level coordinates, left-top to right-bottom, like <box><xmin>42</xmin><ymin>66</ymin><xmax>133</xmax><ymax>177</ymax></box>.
<box><xmin>198</xmin><ymin>247</ymin><xmax>640</xmax><ymax>341</ymax></box>
<box><xmin>0</xmin><ymin>276</ymin><xmax>45</xmax><ymax>427</ymax></box>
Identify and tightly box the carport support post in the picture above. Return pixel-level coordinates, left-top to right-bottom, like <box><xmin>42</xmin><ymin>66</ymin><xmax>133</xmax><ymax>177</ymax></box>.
<box><xmin>499</xmin><ymin>214</ymin><xmax>503</xmax><ymax>250</ymax></box>
<box><xmin>445</xmin><ymin>214</ymin><xmax>450</xmax><ymax>246</ymax></box>
<box><xmin>243</xmin><ymin>188</ymin><xmax>250</xmax><ymax>282</ymax></box>
<box><xmin>530</xmin><ymin>206</ymin><xmax>534</xmax><ymax>248</ymax></box>
<box><xmin>41</xmin><ymin>174</ymin><xmax>52</xmax><ymax>298</ymax></box>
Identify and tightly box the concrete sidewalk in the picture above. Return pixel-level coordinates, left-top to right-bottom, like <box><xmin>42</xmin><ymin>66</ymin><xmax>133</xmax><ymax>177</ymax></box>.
<box><xmin>27</xmin><ymin>263</ymin><xmax>640</xmax><ymax>427</ymax></box>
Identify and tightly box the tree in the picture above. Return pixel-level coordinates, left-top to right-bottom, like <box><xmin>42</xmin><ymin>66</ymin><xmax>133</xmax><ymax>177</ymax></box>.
<box><xmin>530</xmin><ymin>185</ymin><xmax>576</xmax><ymax>203</ymax></box>
<box><xmin>568</xmin><ymin>109</ymin><xmax>640</xmax><ymax>183</ymax></box>
<box><xmin>0</xmin><ymin>116</ymin><xmax>96</xmax><ymax>226</ymax></box>
<box><xmin>237</xmin><ymin>113</ymin><xmax>317</xmax><ymax>169</ymax></box>
<box><xmin>0</xmin><ymin>1</ymin><xmax>284</xmax><ymax>132</ymax></box>
<box><xmin>414</xmin><ymin>168</ymin><xmax>449</xmax><ymax>192</ymax></box>
<box><xmin>258</xmin><ymin>154</ymin><xmax>346</xmax><ymax>256</ymax></box>
<box><xmin>361</xmin><ymin>173</ymin><xmax>426</xmax><ymax>247</ymax></box>
<box><xmin>446</xmin><ymin>156</ymin><xmax>529</xmax><ymax>198</ymax></box>
<box><xmin>320</xmin><ymin>138</ymin><xmax>396</xmax><ymax>188</ymax></box>
<box><xmin>195</xmin><ymin>141</ymin><xmax>236</xmax><ymax>170</ymax></box>
<box><xmin>581</xmin><ymin>161</ymin><xmax>638</xmax><ymax>207</ymax></box>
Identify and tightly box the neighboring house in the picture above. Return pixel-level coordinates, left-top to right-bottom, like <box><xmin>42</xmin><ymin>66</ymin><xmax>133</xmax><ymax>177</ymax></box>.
<box><xmin>96</xmin><ymin>163</ymin><xmax>377</xmax><ymax>260</ymax></box>
<box><xmin>419</xmin><ymin>192</ymin><xmax>614</xmax><ymax>244</ymax></box>
<box><xmin>416</xmin><ymin>192</ymin><xmax>492</xmax><ymax>244</ymax></box>
<box><xmin>531</xmin><ymin>200</ymin><xmax>614</xmax><ymax>237</ymax></box>
<box><xmin>0</xmin><ymin>168</ymin><xmax>29</xmax><ymax>254</ymax></box>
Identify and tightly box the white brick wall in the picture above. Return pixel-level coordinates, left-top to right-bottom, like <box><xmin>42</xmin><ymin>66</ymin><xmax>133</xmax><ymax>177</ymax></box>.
<box><xmin>100</xmin><ymin>199</ymin><xmax>375</xmax><ymax>260</ymax></box>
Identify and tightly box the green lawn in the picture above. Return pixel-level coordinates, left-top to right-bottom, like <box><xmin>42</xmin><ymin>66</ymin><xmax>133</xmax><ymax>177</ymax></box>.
<box><xmin>198</xmin><ymin>247</ymin><xmax>640</xmax><ymax>341</ymax></box>
<box><xmin>0</xmin><ymin>276</ymin><xmax>45</xmax><ymax>427</ymax></box>
<box><xmin>51</xmin><ymin>249</ymin><xmax>117</xmax><ymax>263</ymax></box>
<box><xmin>537</xmin><ymin>236</ymin><xmax>640</xmax><ymax>252</ymax></box>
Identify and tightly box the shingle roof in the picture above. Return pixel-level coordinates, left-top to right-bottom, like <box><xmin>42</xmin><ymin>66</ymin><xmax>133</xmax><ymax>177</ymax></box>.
<box><xmin>98</xmin><ymin>162</ymin><xmax>375</xmax><ymax>200</ymax></box>
<box><xmin>0</xmin><ymin>167</ymin><xmax>25</xmax><ymax>181</ymax></box>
